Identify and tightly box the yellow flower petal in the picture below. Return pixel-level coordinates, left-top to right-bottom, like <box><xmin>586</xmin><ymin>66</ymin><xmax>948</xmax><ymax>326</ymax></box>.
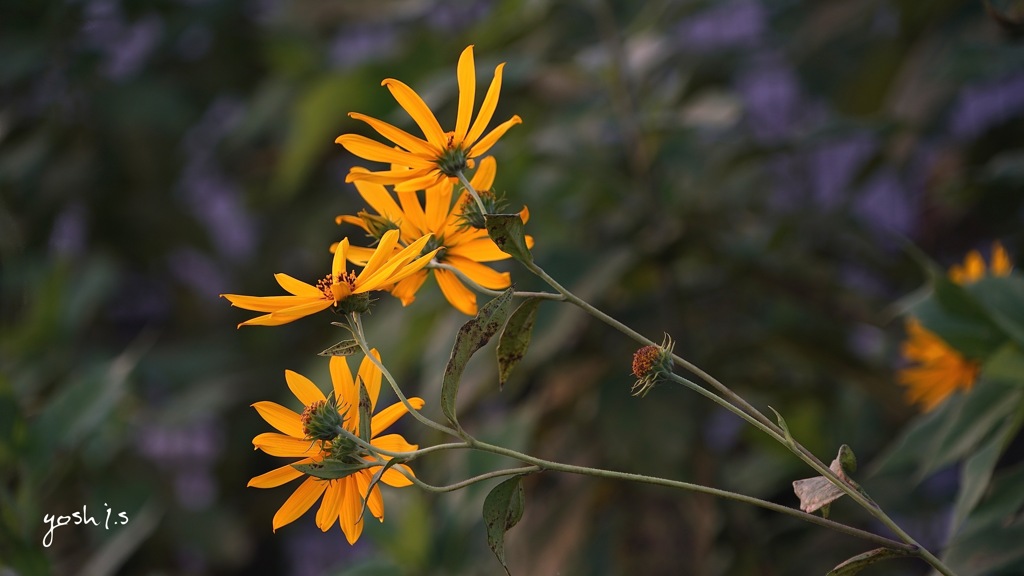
<box><xmin>394</xmin><ymin>171</ymin><xmax>447</xmax><ymax>193</ymax></box>
<box><xmin>347</xmin><ymin>112</ymin><xmax>438</xmax><ymax>157</ymax></box>
<box><xmin>397</xmin><ymin>190</ymin><xmax>428</xmax><ymax>234</ymax></box>
<box><xmin>335</xmin><ymin>134</ymin><xmax>437</xmax><ymax>169</ymax></box>
<box><xmin>390</xmin><ymin>270</ymin><xmax>429</xmax><ymax>306</ymax></box>
<box><xmin>248</xmin><ymin>459</ymin><xmax>312</xmax><ymax>488</ymax></box>
<box><xmin>371</xmin><ymin>433</ymin><xmax>418</xmax><ymax>453</ymax></box>
<box><xmin>465</xmin><ymin>62</ymin><xmax>506</xmax><ymax>147</ymax></box>
<box><xmin>357</xmin><ymin>229</ymin><xmax>402</xmax><ymax>284</ymax></box>
<box><xmin>316</xmin><ymin>480</ymin><xmax>343</xmax><ymax>532</ymax></box>
<box><xmin>236</xmin><ymin>299</ymin><xmax>333</xmax><ymax>327</ymax></box>
<box><xmin>345</xmin><ymin>166</ymin><xmax>433</xmax><ymax>186</ymax></box>
<box><xmin>470</xmin><ymin>155</ymin><xmax>497</xmax><ymax>190</ymax></box>
<box><xmin>344</xmin><ymin>245</ymin><xmax>377</xmax><ymax>267</ymax></box>
<box><xmin>253</xmin><ymin>433</ymin><xmax>321</xmax><ymax>457</ymax></box>
<box><xmin>371</xmin><ymin>397</ymin><xmax>425</xmax><ymax>436</ymax></box>
<box><xmin>991</xmin><ymin>242</ymin><xmax>1013</xmax><ymax>276</ymax></box>
<box><xmin>339</xmin><ymin>476</ymin><xmax>364</xmax><ymax>544</ymax></box>
<box><xmin>221</xmin><ymin>293</ymin><xmax>306</xmax><ymax>313</ymax></box>
<box><xmin>285</xmin><ymin>369</ymin><xmax>327</xmax><ymax>407</ymax></box>
<box><xmin>454</xmin><ymin>45</ymin><xmax>476</xmax><ymax>144</ymax></box>
<box><xmin>435</xmin><ymin>268</ymin><xmax>477</xmax><ymax>315</ymax></box>
<box><xmin>379</xmin><ymin>463</ymin><xmax>415</xmax><ymax>487</ymax></box>
<box><xmin>252</xmin><ymin>401</ymin><xmax>304</xmax><ymax>438</ymax></box>
<box><xmin>445</xmin><ymin>255</ymin><xmax>511</xmax><ymax>290</ymax></box>
<box><xmin>355</xmin><ymin>470</ymin><xmax>385</xmax><ymax>521</ymax></box>
<box><xmin>272</xmin><ymin>476</ymin><xmax>328</xmax><ymax>532</ymax></box>
<box><xmin>424</xmin><ymin>180</ymin><xmax>453</xmax><ymax>233</ymax></box>
<box><xmin>357</xmin><ymin>348</ymin><xmax>383</xmax><ymax>412</ymax></box>
<box><xmin>468</xmin><ymin>114</ymin><xmax>522</xmax><ymax>158</ymax></box>
<box><xmin>329</xmin><ymin>356</ymin><xmax>357</xmax><ymax>425</ymax></box>
<box><xmin>382</xmin><ymin>78</ymin><xmax>447</xmax><ymax>149</ymax></box>
<box><xmin>447</xmin><ymin>237</ymin><xmax>514</xmax><ymax>263</ymax></box>
<box><xmin>274</xmin><ymin>273</ymin><xmax>324</xmax><ymax>298</ymax></box>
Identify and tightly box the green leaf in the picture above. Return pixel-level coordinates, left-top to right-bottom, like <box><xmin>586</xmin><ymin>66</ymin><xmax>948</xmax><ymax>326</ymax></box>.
<box><xmin>768</xmin><ymin>406</ymin><xmax>794</xmax><ymax>445</ymax></box>
<box><xmin>968</xmin><ymin>275</ymin><xmax>1024</xmax><ymax>348</ymax></box>
<box><xmin>484</xmin><ymin>214</ymin><xmax>533</xmax><ymax>264</ymax></box>
<box><xmin>358</xmin><ymin>379</ymin><xmax>372</xmax><ymax>443</ymax></box>
<box><xmin>319</xmin><ymin>339</ymin><xmax>361</xmax><ymax>357</ymax></box>
<box><xmin>943</xmin><ymin>463</ymin><xmax>1024</xmax><ymax>574</ymax></box>
<box><xmin>838</xmin><ymin>444</ymin><xmax>857</xmax><ymax>474</ymax></box>
<box><xmin>950</xmin><ymin>402</ymin><xmax>1024</xmax><ymax>533</ymax></box>
<box><xmin>293</xmin><ymin>459</ymin><xmax>371</xmax><ymax>480</ymax></box>
<box><xmin>984</xmin><ymin>342</ymin><xmax>1024</xmax><ymax>386</ymax></box>
<box><xmin>826</xmin><ymin>547</ymin><xmax>912</xmax><ymax>576</ymax></box>
<box><xmin>483</xmin><ymin>475</ymin><xmax>526</xmax><ymax>576</ymax></box>
<box><xmin>441</xmin><ymin>288</ymin><xmax>516</xmax><ymax>430</ymax></box>
<box><xmin>496</xmin><ymin>298</ymin><xmax>541</xmax><ymax>388</ymax></box>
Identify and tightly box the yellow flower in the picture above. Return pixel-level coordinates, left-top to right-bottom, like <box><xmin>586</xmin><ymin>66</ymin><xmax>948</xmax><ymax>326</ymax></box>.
<box><xmin>948</xmin><ymin>241</ymin><xmax>1013</xmax><ymax>284</ymax></box>
<box><xmin>335</xmin><ymin>45</ymin><xmax>522</xmax><ymax>192</ymax></box>
<box><xmin>898</xmin><ymin>318</ymin><xmax>980</xmax><ymax>411</ymax></box>
<box><xmin>248</xmin><ymin>352</ymin><xmax>423</xmax><ymax>544</ymax></box>
<box><xmin>337</xmin><ymin>157</ymin><xmax>533</xmax><ymax>315</ymax></box>
<box><xmin>221</xmin><ymin>230</ymin><xmax>438</xmax><ymax>327</ymax></box>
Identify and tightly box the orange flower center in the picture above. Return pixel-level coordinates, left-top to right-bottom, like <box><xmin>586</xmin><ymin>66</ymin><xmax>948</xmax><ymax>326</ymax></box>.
<box><xmin>632</xmin><ymin>345</ymin><xmax>661</xmax><ymax>378</ymax></box>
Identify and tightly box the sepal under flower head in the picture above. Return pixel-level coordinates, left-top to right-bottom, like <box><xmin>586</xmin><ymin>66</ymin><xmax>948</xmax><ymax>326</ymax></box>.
<box><xmin>631</xmin><ymin>335</ymin><xmax>675</xmax><ymax>397</ymax></box>
<box><xmin>458</xmin><ymin>188</ymin><xmax>508</xmax><ymax>230</ymax></box>
<box><xmin>301</xmin><ymin>397</ymin><xmax>346</xmax><ymax>442</ymax></box>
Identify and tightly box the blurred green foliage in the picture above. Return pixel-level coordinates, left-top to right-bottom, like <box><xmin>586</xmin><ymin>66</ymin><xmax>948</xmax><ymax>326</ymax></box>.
<box><xmin>2</xmin><ymin>0</ymin><xmax>1023</xmax><ymax>574</ymax></box>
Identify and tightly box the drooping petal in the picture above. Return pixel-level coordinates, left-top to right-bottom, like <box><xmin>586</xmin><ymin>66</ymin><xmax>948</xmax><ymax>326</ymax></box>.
<box><xmin>356</xmin><ymin>234</ymin><xmax>433</xmax><ymax>291</ymax></box>
<box><xmin>344</xmin><ymin>245</ymin><xmax>378</xmax><ymax>267</ymax></box>
<box><xmin>285</xmin><ymin>370</ymin><xmax>328</xmax><ymax>407</ymax></box>
<box><xmin>424</xmin><ymin>180</ymin><xmax>453</xmax><ymax>233</ymax></box>
<box><xmin>371</xmin><ymin>398</ymin><xmax>425</xmax><ymax>436</ymax></box>
<box><xmin>247</xmin><ymin>459</ymin><xmax>312</xmax><ymax>488</ymax></box>
<box><xmin>445</xmin><ymin>255</ymin><xmax>511</xmax><ymax>289</ymax></box>
<box><xmin>252</xmin><ymin>401</ymin><xmax>304</xmax><ymax>438</ymax></box>
<box><xmin>332</xmin><ymin>237</ymin><xmax>350</xmax><ymax>281</ymax></box>
<box><xmin>335</xmin><ymin>134</ymin><xmax>437</xmax><ymax>168</ymax></box>
<box><xmin>272</xmin><ymin>476</ymin><xmax>328</xmax><ymax>532</ymax></box>
<box><xmin>468</xmin><ymin>115</ymin><xmax>522</xmax><ymax>159</ymax></box>
<box><xmin>390</xmin><ymin>270</ymin><xmax>429</xmax><ymax>306</ymax></box>
<box><xmin>357</xmin><ymin>348</ymin><xmax>383</xmax><ymax>412</ymax></box>
<box><xmin>435</xmin><ymin>268</ymin><xmax>478</xmax><ymax>315</ymax></box>
<box><xmin>355</xmin><ymin>470</ymin><xmax>385</xmax><ymax>521</ymax></box>
<box><xmin>335</xmin><ymin>214</ymin><xmax>369</xmax><ymax>232</ymax></box>
<box><xmin>338</xmin><ymin>476</ymin><xmax>364</xmax><ymax>544</ymax></box>
<box><xmin>397</xmin><ymin>190</ymin><xmax>428</xmax><ymax>234</ymax></box>
<box><xmin>454</xmin><ymin>45</ymin><xmax>476</xmax><ymax>144</ymax></box>
<box><xmin>316</xmin><ymin>480</ymin><xmax>343</xmax><ymax>532</ymax></box>
<box><xmin>381</xmin><ymin>78</ymin><xmax>447</xmax><ymax>149</ymax></box>
<box><xmin>350</xmin><ymin>175</ymin><xmax>406</xmax><ymax>223</ymax></box>
<box><xmin>347</xmin><ymin>112</ymin><xmax>438</xmax><ymax>157</ymax></box>
<box><xmin>253</xmin><ymin>433</ymin><xmax>321</xmax><ymax>457</ymax></box>
<box><xmin>464</xmin><ymin>62</ymin><xmax>506</xmax><ymax>147</ymax></box>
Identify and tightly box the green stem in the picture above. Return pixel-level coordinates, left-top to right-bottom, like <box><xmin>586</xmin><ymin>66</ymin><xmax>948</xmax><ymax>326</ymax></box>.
<box><xmin>427</xmin><ymin>262</ymin><xmax>562</xmax><ymax>301</ymax></box>
<box><xmin>404</xmin><ymin>466</ymin><xmax>541</xmax><ymax>493</ymax></box>
<box><xmin>467</xmin><ymin>438</ymin><xmax>915</xmax><ymax>553</ymax></box>
<box><xmin>518</xmin><ymin>261</ymin><xmax>957</xmax><ymax>575</ymax></box>
<box><xmin>348</xmin><ymin>312</ymin><xmax>461</xmax><ymax>439</ymax></box>
<box><xmin>456</xmin><ymin>171</ymin><xmax>488</xmax><ymax>216</ymax></box>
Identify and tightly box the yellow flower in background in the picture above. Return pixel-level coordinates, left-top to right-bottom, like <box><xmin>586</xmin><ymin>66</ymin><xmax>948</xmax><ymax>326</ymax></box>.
<box><xmin>337</xmin><ymin>157</ymin><xmax>533</xmax><ymax>315</ymax></box>
<box><xmin>248</xmin><ymin>352</ymin><xmax>423</xmax><ymax>544</ymax></box>
<box><xmin>898</xmin><ymin>318</ymin><xmax>980</xmax><ymax>412</ymax></box>
<box><xmin>221</xmin><ymin>230</ymin><xmax>438</xmax><ymax>327</ymax></box>
<box><xmin>948</xmin><ymin>241</ymin><xmax>1013</xmax><ymax>284</ymax></box>
<box><xmin>336</xmin><ymin>45</ymin><xmax>522</xmax><ymax>192</ymax></box>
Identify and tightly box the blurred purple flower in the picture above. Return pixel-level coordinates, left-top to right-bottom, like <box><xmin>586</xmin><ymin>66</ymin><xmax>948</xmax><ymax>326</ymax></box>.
<box><xmin>49</xmin><ymin>203</ymin><xmax>88</xmax><ymax>258</ymax></box>
<box><xmin>175</xmin><ymin>467</ymin><xmax>217</xmax><ymax>510</ymax></box>
<box><xmin>329</xmin><ymin>25</ymin><xmax>399</xmax><ymax>70</ymax></box>
<box><xmin>425</xmin><ymin>0</ymin><xmax>494</xmax><ymax>31</ymax></box>
<box><xmin>854</xmin><ymin>169</ymin><xmax>914</xmax><ymax>237</ymax></box>
<box><xmin>79</xmin><ymin>0</ymin><xmax>164</xmax><ymax>81</ymax></box>
<box><xmin>286</xmin><ymin>523</ymin><xmax>372</xmax><ymax>576</ymax></box>
<box><xmin>675</xmin><ymin>0</ymin><xmax>765</xmax><ymax>52</ymax></box>
<box><xmin>703</xmin><ymin>407</ymin><xmax>744</xmax><ymax>453</ymax></box>
<box><xmin>136</xmin><ymin>420</ymin><xmax>224</xmax><ymax>511</ymax></box>
<box><xmin>169</xmin><ymin>248</ymin><xmax>229</xmax><ymax>300</ymax></box>
<box><xmin>179</xmin><ymin>99</ymin><xmax>257</xmax><ymax>261</ymax></box>
<box><xmin>948</xmin><ymin>73</ymin><xmax>1024</xmax><ymax>140</ymax></box>
<box><xmin>736</xmin><ymin>57</ymin><xmax>802</xmax><ymax>142</ymax></box>
<box><xmin>809</xmin><ymin>135</ymin><xmax>876</xmax><ymax>210</ymax></box>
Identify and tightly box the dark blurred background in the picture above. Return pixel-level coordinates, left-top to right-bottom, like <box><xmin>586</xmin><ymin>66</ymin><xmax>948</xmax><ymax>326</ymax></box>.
<box><xmin>2</xmin><ymin>0</ymin><xmax>1023</xmax><ymax>574</ymax></box>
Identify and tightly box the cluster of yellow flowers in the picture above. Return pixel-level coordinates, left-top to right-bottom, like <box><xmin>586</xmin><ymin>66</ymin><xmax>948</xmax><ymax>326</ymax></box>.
<box><xmin>222</xmin><ymin>46</ymin><xmax>524</xmax><ymax>543</ymax></box>
<box><xmin>898</xmin><ymin>243</ymin><xmax>1013</xmax><ymax>411</ymax></box>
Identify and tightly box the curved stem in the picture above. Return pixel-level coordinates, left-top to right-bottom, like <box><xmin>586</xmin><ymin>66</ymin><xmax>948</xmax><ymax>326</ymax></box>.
<box><xmin>348</xmin><ymin>312</ymin><xmax>461</xmax><ymax>439</ymax></box>
<box><xmin>427</xmin><ymin>262</ymin><xmax>562</xmax><ymax>301</ymax></box>
<box><xmin>456</xmin><ymin>171</ymin><xmax>487</xmax><ymax>215</ymax></box>
<box><xmin>403</xmin><ymin>465</ymin><xmax>542</xmax><ymax>493</ymax></box>
<box><xmin>466</xmin><ymin>439</ymin><xmax>915</xmax><ymax>553</ymax></box>
<box><xmin>517</xmin><ymin>261</ymin><xmax>957</xmax><ymax>575</ymax></box>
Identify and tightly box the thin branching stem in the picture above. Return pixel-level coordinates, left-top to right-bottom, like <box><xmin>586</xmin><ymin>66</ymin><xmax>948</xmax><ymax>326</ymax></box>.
<box><xmin>403</xmin><ymin>466</ymin><xmax>542</xmax><ymax>493</ymax></box>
